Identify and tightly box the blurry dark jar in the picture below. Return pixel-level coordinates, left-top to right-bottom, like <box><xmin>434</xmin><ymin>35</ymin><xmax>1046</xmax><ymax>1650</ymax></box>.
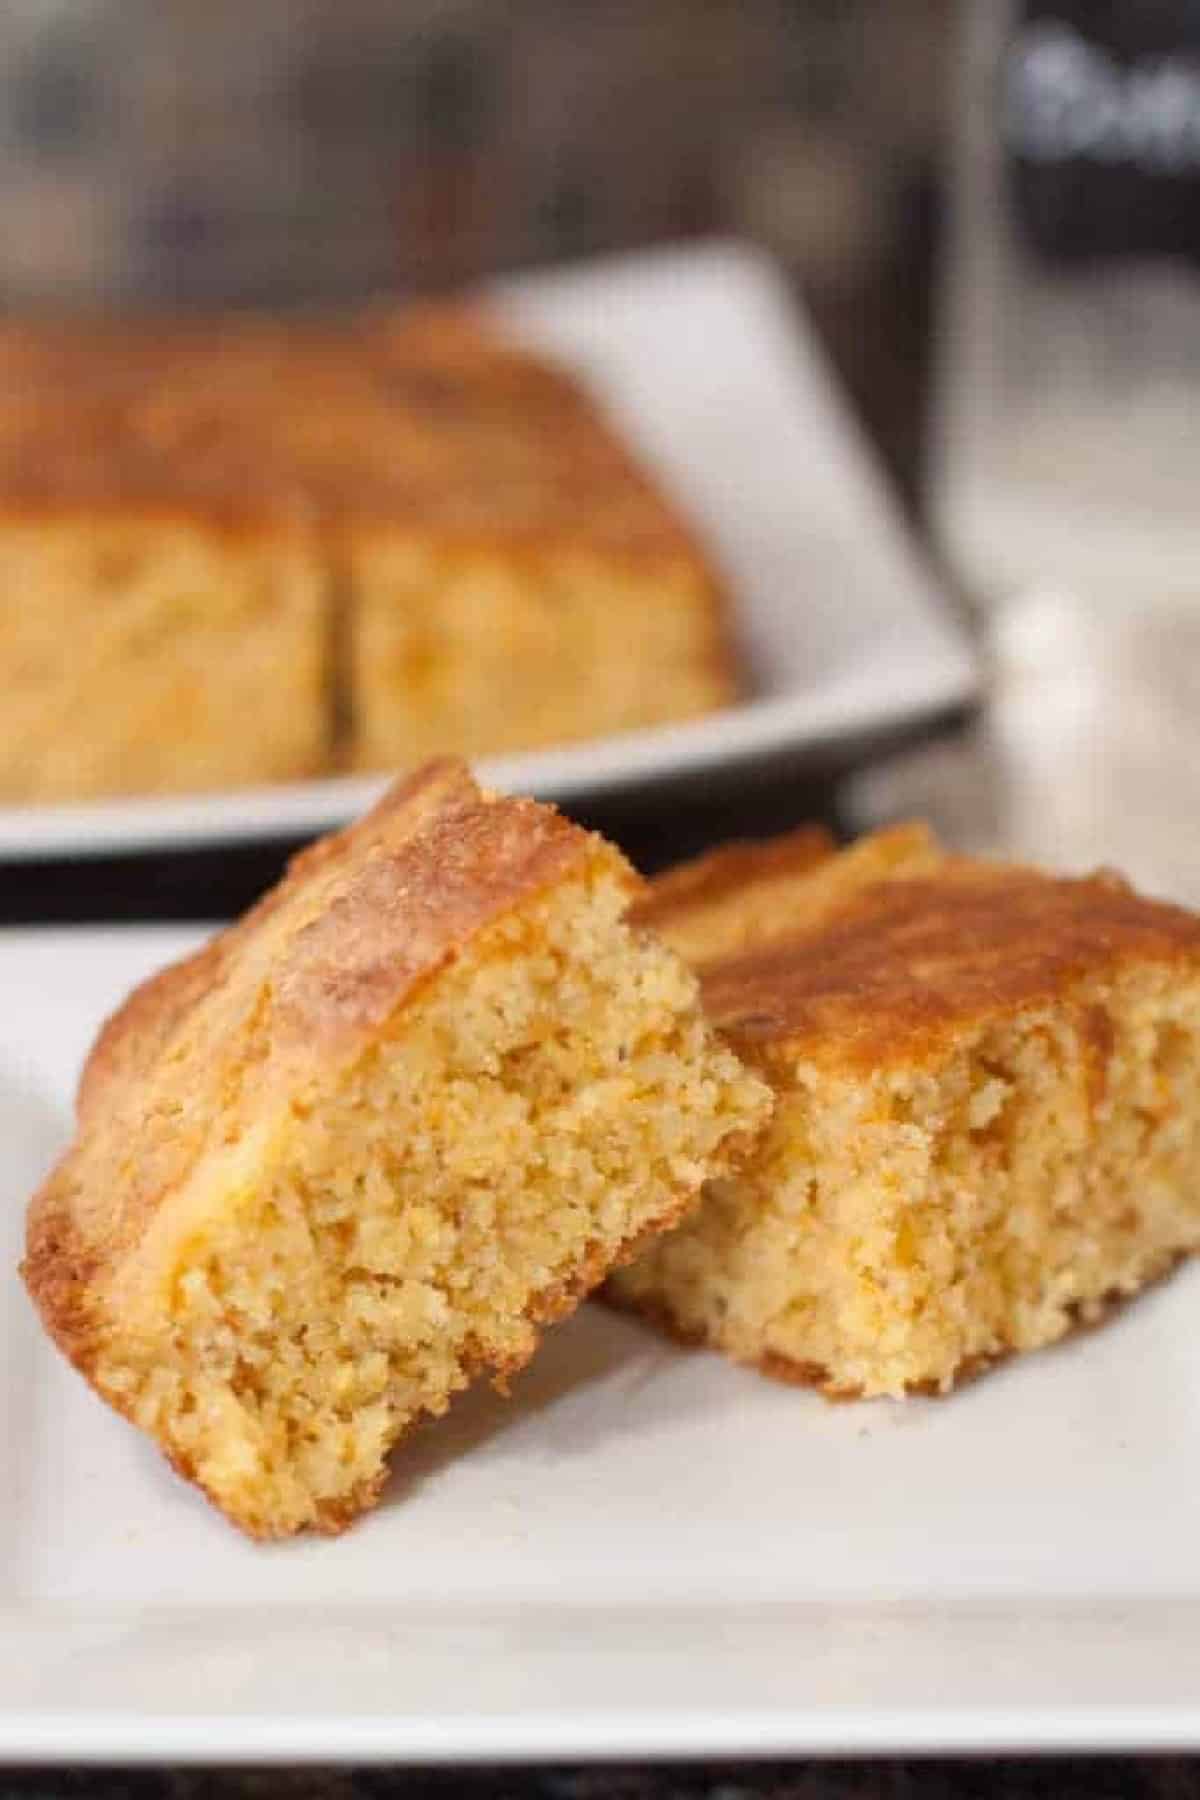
<box><xmin>931</xmin><ymin>1</ymin><xmax>1200</xmax><ymax>612</ymax></box>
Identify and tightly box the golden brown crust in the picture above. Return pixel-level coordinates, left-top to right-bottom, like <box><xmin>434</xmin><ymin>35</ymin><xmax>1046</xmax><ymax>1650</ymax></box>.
<box><xmin>25</xmin><ymin>758</ymin><xmax>632</xmax><ymax>1380</ymax></box>
<box><xmin>0</xmin><ymin>304</ymin><xmax>717</xmax><ymax>566</ymax></box>
<box><xmin>754</xmin><ymin>1343</ymin><xmax>987</xmax><ymax>1401</ymax></box>
<box><xmin>632</xmin><ymin>822</ymin><xmax>936</xmax><ymax>968</ymax></box>
<box><xmin>76</xmin><ymin>758</ymin><xmax>469</xmax><ymax>1119</ymax></box>
<box><xmin>702</xmin><ymin>858</ymin><xmax>1200</xmax><ymax>1072</ymax></box>
<box><xmin>76</xmin><ymin>939</ymin><xmax>223</xmax><ymax>1122</ymax></box>
<box><xmin>631</xmin><ymin>827</ymin><xmax>836</xmax><ymax>932</ymax></box>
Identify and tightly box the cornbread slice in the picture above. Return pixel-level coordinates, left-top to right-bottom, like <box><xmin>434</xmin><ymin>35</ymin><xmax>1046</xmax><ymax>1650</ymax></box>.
<box><xmin>23</xmin><ymin>760</ymin><xmax>769</xmax><ymax>1536</ymax></box>
<box><xmin>615</xmin><ymin>829</ymin><xmax>1200</xmax><ymax>1396</ymax></box>
<box><xmin>0</xmin><ymin>307</ymin><xmax>734</xmax><ymax>799</ymax></box>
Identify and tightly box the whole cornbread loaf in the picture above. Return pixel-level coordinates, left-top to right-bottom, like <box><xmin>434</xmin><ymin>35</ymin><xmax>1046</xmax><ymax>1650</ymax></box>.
<box><xmin>0</xmin><ymin>307</ymin><xmax>735</xmax><ymax>799</ymax></box>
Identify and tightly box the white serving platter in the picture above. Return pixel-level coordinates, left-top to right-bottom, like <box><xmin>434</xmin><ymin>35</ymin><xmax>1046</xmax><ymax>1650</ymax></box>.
<box><xmin>3</xmin><ymin>926</ymin><xmax>1200</xmax><ymax>1762</ymax></box>
<box><xmin>0</xmin><ymin>241</ymin><xmax>975</xmax><ymax>861</ymax></box>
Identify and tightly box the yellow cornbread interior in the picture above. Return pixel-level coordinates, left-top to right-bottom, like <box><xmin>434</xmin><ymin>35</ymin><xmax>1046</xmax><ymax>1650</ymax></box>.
<box><xmin>350</xmin><ymin>539</ymin><xmax>728</xmax><ymax>769</ymax></box>
<box><xmin>614</xmin><ymin>967</ymin><xmax>1200</xmax><ymax>1396</ymax></box>
<box><xmin>0</xmin><ymin>517</ymin><xmax>325</xmax><ymax>799</ymax></box>
<box><xmin>93</xmin><ymin>868</ymin><xmax>770</xmax><ymax>1536</ymax></box>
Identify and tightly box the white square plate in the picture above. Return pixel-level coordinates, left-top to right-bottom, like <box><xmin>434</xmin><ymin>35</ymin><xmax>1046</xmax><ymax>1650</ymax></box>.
<box><xmin>3</xmin><ymin>926</ymin><xmax>1200</xmax><ymax>1762</ymax></box>
<box><xmin>0</xmin><ymin>242</ymin><xmax>975</xmax><ymax>861</ymax></box>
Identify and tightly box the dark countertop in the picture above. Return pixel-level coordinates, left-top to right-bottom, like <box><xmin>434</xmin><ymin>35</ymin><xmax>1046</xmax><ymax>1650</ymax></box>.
<box><xmin>3</xmin><ymin>1759</ymin><xmax>1200</xmax><ymax>1799</ymax></box>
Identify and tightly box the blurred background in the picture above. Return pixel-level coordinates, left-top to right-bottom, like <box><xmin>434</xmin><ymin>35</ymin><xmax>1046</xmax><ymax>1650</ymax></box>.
<box><xmin>6</xmin><ymin>0</ymin><xmax>1200</xmax><ymax>912</ymax></box>
<box><xmin>0</xmin><ymin>0</ymin><xmax>951</xmax><ymax>508</ymax></box>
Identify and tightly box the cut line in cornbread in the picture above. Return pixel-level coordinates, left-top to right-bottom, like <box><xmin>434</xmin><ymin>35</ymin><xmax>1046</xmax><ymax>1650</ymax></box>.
<box><xmin>22</xmin><ymin>760</ymin><xmax>770</xmax><ymax>1536</ymax></box>
<box><xmin>615</xmin><ymin>827</ymin><xmax>1200</xmax><ymax>1397</ymax></box>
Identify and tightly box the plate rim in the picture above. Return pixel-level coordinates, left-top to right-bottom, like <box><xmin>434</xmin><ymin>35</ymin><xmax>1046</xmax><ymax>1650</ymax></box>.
<box><xmin>3</xmin><ymin>1597</ymin><xmax>1200</xmax><ymax>1762</ymax></box>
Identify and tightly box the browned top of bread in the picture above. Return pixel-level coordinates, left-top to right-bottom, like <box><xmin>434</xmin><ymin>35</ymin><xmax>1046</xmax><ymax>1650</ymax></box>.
<box><xmin>632</xmin><ymin>827</ymin><xmax>835</xmax><ymax>929</ymax></box>
<box><xmin>26</xmin><ymin>758</ymin><xmax>633</xmax><ymax>1364</ymax></box>
<box><xmin>701</xmin><ymin>853</ymin><xmax>1200</xmax><ymax>1073</ymax></box>
<box><xmin>632</xmin><ymin>821</ymin><xmax>936</xmax><ymax>967</ymax></box>
<box><xmin>0</xmin><ymin>305</ymin><xmax>705</xmax><ymax>556</ymax></box>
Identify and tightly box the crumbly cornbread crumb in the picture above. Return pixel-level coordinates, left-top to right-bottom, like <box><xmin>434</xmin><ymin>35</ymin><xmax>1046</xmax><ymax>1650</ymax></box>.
<box><xmin>0</xmin><ymin>516</ymin><xmax>325</xmax><ymax>800</ymax></box>
<box><xmin>614</xmin><ymin>833</ymin><xmax>1200</xmax><ymax>1396</ymax></box>
<box><xmin>23</xmin><ymin>760</ymin><xmax>770</xmax><ymax>1534</ymax></box>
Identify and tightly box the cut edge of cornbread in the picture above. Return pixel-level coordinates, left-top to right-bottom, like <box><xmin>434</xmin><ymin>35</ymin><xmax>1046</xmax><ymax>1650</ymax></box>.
<box><xmin>614</xmin><ymin>835</ymin><xmax>1200</xmax><ymax>1397</ymax></box>
<box><xmin>0</xmin><ymin>511</ymin><xmax>328</xmax><ymax>800</ymax></box>
<box><xmin>344</xmin><ymin>531</ymin><xmax>737</xmax><ymax>772</ymax></box>
<box><xmin>24</xmin><ymin>761</ymin><xmax>771</xmax><ymax>1536</ymax></box>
